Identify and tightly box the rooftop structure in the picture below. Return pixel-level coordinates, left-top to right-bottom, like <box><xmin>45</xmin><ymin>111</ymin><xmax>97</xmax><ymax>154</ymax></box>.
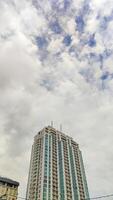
<box><xmin>0</xmin><ymin>177</ymin><xmax>19</xmax><ymax>200</ymax></box>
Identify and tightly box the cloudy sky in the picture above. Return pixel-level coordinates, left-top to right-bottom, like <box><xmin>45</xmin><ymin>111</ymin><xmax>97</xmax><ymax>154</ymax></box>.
<box><xmin>0</xmin><ymin>0</ymin><xmax>113</xmax><ymax>199</ymax></box>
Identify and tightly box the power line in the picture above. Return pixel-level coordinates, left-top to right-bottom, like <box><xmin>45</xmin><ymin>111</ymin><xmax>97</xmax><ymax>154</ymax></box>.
<box><xmin>17</xmin><ymin>193</ymin><xmax>113</xmax><ymax>200</ymax></box>
<box><xmin>89</xmin><ymin>193</ymin><xmax>113</xmax><ymax>199</ymax></box>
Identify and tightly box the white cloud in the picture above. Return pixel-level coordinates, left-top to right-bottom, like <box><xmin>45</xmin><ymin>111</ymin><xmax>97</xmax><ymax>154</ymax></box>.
<box><xmin>0</xmin><ymin>0</ymin><xmax>113</xmax><ymax>199</ymax></box>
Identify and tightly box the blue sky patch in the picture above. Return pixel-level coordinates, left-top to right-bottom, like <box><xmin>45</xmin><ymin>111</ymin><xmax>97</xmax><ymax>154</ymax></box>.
<box><xmin>88</xmin><ymin>34</ymin><xmax>96</xmax><ymax>47</ymax></box>
<box><xmin>100</xmin><ymin>16</ymin><xmax>110</xmax><ymax>30</ymax></box>
<box><xmin>36</xmin><ymin>36</ymin><xmax>48</xmax><ymax>49</ymax></box>
<box><xmin>50</xmin><ymin>0</ymin><xmax>71</xmax><ymax>12</ymax></box>
<box><xmin>75</xmin><ymin>15</ymin><xmax>85</xmax><ymax>33</ymax></box>
<box><xmin>82</xmin><ymin>0</ymin><xmax>91</xmax><ymax>16</ymax></box>
<box><xmin>75</xmin><ymin>0</ymin><xmax>90</xmax><ymax>33</ymax></box>
<box><xmin>101</xmin><ymin>71</ymin><xmax>109</xmax><ymax>80</ymax></box>
<box><xmin>64</xmin><ymin>0</ymin><xmax>71</xmax><ymax>11</ymax></box>
<box><xmin>31</xmin><ymin>0</ymin><xmax>113</xmax><ymax>90</ymax></box>
<box><xmin>50</xmin><ymin>20</ymin><xmax>62</xmax><ymax>34</ymax></box>
<box><xmin>63</xmin><ymin>35</ymin><xmax>72</xmax><ymax>46</ymax></box>
<box><xmin>100</xmin><ymin>11</ymin><xmax>113</xmax><ymax>31</ymax></box>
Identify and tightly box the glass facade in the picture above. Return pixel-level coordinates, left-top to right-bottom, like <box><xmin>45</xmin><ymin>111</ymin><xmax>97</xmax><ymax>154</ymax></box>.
<box><xmin>58</xmin><ymin>141</ymin><xmax>65</xmax><ymax>200</ymax></box>
<box><xmin>26</xmin><ymin>126</ymin><xmax>90</xmax><ymax>200</ymax></box>
<box><xmin>43</xmin><ymin>134</ymin><xmax>48</xmax><ymax>200</ymax></box>
<box><xmin>69</xmin><ymin>145</ymin><xmax>78</xmax><ymax>200</ymax></box>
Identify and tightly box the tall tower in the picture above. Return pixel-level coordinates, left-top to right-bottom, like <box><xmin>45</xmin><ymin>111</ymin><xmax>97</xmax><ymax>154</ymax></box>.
<box><xmin>26</xmin><ymin>126</ymin><xmax>90</xmax><ymax>200</ymax></box>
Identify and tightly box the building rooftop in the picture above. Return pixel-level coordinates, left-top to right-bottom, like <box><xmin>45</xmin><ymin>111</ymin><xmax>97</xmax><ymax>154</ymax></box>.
<box><xmin>0</xmin><ymin>177</ymin><xmax>19</xmax><ymax>187</ymax></box>
<box><xmin>35</xmin><ymin>125</ymin><xmax>73</xmax><ymax>139</ymax></box>
<box><xmin>35</xmin><ymin>126</ymin><xmax>78</xmax><ymax>146</ymax></box>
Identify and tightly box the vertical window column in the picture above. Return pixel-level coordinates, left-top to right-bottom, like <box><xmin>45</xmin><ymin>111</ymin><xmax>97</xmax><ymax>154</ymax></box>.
<box><xmin>43</xmin><ymin>134</ymin><xmax>49</xmax><ymax>200</ymax></box>
<box><xmin>69</xmin><ymin>145</ymin><xmax>79</xmax><ymax>200</ymax></box>
<box><xmin>58</xmin><ymin>141</ymin><xmax>65</xmax><ymax>200</ymax></box>
<box><xmin>52</xmin><ymin>133</ymin><xmax>58</xmax><ymax>200</ymax></box>
<box><xmin>67</xmin><ymin>140</ymin><xmax>74</xmax><ymax>200</ymax></box>
<box><xmin>48</xmin><ymin>135</ymin><xmax>52</xmax><ymax>200</ymax></box>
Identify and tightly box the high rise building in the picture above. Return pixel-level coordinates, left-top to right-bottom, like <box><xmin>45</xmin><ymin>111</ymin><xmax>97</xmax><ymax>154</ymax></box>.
<box><xmin>26</xmin><ymin>126</ymin><xmax>90</xmax><ymax>200</ymax></box>
<box><xmin>0</xmin><ymin>177</ymin><xmax>19</xmax><ymax>200</ymax></box>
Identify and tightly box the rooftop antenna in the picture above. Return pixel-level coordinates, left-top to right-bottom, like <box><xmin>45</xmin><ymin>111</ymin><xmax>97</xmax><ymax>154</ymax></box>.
<box><xmin>60</xmin><ymin>124</ymin><xmax>62</xmax><ymax>132</ymax></box>
<box><xmin>51</xmin><ymin>121</ymin><xmax>53</xmax><ymax>127</ymax></box>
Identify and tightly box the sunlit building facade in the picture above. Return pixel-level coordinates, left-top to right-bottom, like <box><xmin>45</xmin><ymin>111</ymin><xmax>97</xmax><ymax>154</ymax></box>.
<box><xmin>26</xmin><ymin>126</ymin><xmax>90</xmax><ymax>200</ymax></box>
<box><xmin>0</xmin><ymin>177</ymin><xmax>19</xmax><ymax>200</ymax></box>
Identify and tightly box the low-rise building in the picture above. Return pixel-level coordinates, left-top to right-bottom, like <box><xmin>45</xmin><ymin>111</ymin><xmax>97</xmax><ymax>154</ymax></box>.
<box><xmin>0</xmin><ymin>177</ymin><xmax>19</xmax><ymax>200</ymax></box>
